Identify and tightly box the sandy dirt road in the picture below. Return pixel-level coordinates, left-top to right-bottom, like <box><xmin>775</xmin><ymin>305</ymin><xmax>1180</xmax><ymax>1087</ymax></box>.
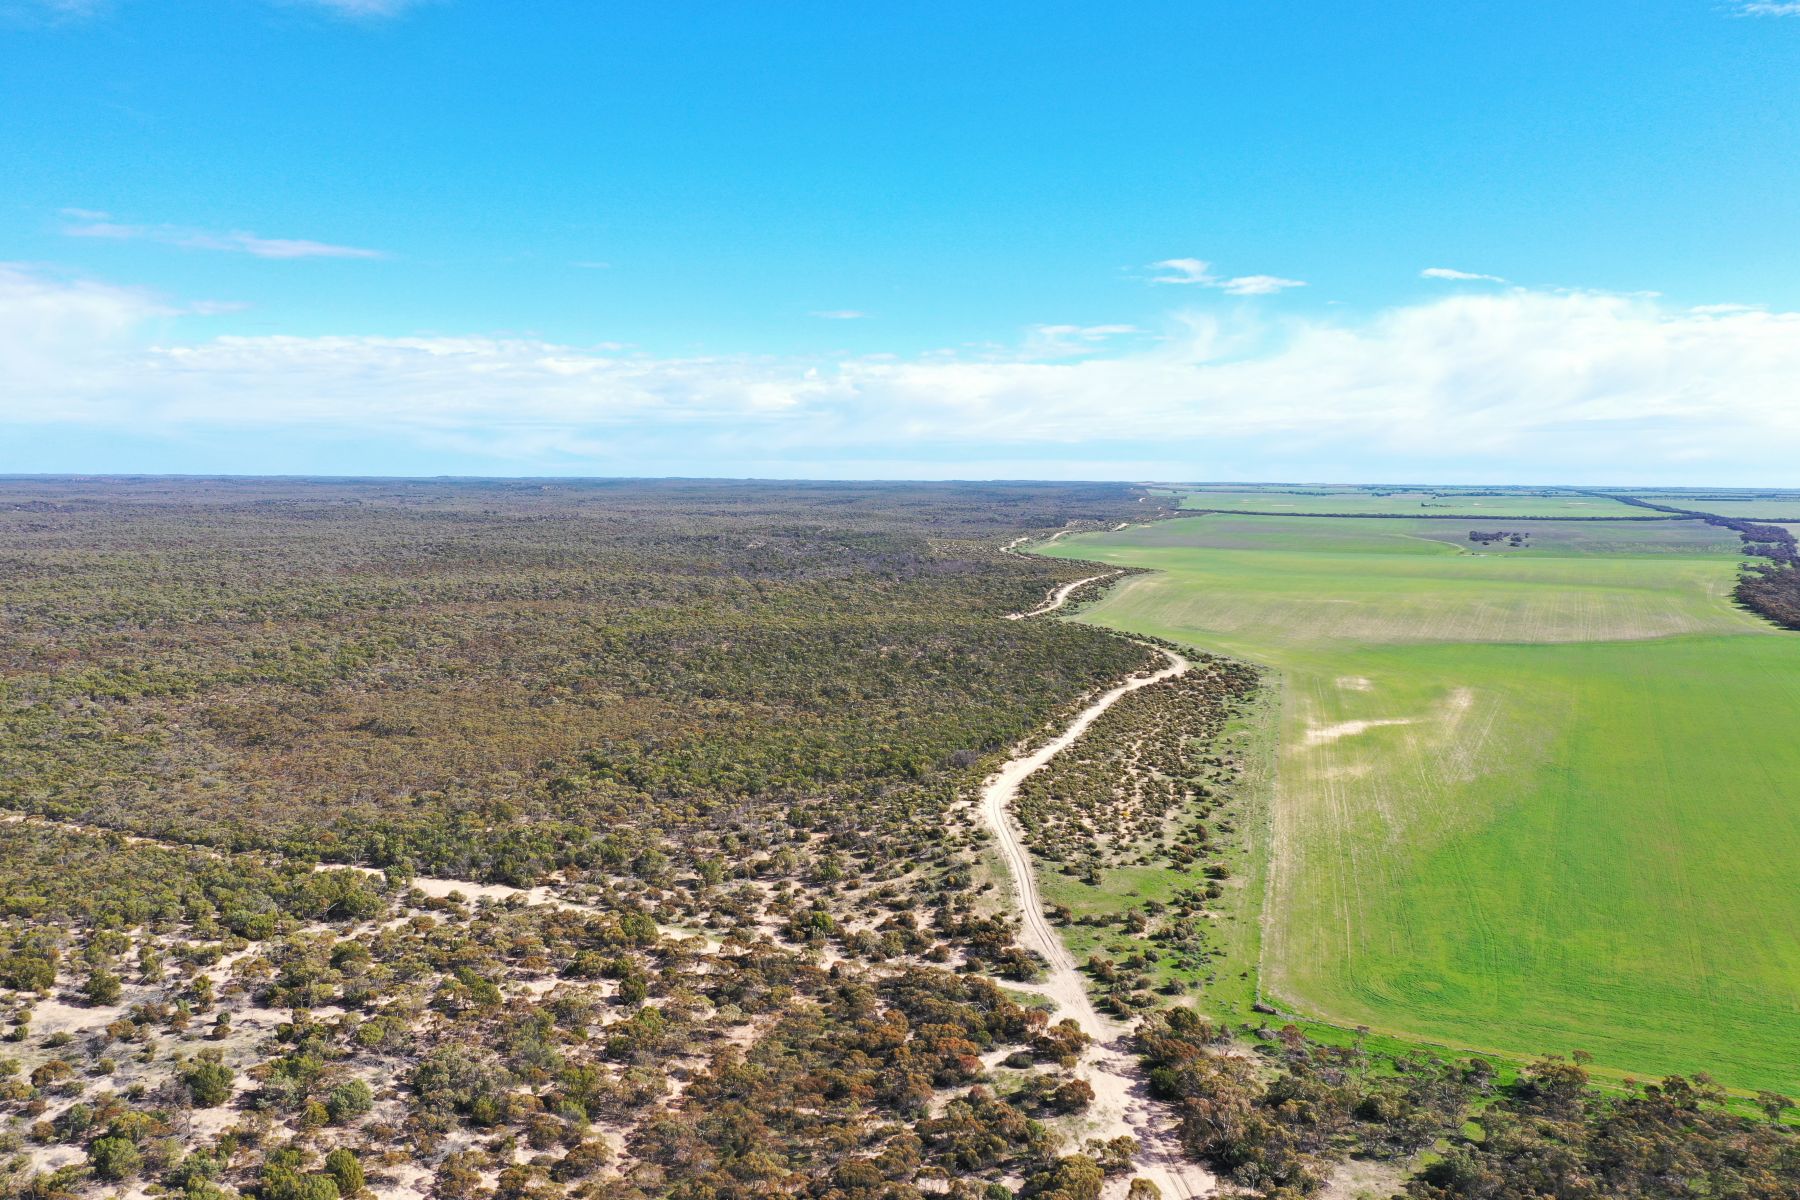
<box><xmin>1006</xmin><ymin>572</ymin><xmax>1122</xmax><ymax>620</ymax></box>
<box><xmin>978</xmin><ymin>646</ymin><xmax>1216</xmax><ymax>1198</ymax></box>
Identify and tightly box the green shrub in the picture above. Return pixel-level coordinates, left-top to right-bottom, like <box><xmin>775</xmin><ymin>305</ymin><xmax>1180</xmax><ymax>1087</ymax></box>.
<box><xmin>259</xmin><ymin>1163</ymin><xmax>340</xmax><ymax>1200</ymax></box>
<box><xmin>324</xmin><ymin>1148</ymin><xmax>363</xmax><ymax>1196</ymax></box>
<box><xmin>325</xmin><ymin>1079</ymin><xmax>373</xmax><ymax>1124</ymax></box>
<box><xmin>89</xmin><ymin>1135</ymin><xmax>142</xmax><ymax>1181</ymax></box>
<box><xmin>182</xmin><ymin>1058</ymin><xmax>235</xmax><ymax>1108</ymax></box>
<box><xmin>82</xmin><ymin>969</ymin><xmax>122</xmax><ymax>1006</ymax></box>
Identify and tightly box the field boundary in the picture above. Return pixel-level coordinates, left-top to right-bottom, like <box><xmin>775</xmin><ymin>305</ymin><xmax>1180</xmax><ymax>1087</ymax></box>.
<box><xmin>1180</xmin><ymin>508</ymin><xmax>1685</xmax><ymax>521</ymax></box>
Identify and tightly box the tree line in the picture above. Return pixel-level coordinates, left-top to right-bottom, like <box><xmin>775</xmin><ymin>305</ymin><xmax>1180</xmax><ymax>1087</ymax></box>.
<box><xmin>1606</xmin><ymin>493</ymin><xmax>1800</xmax><ymax>630</ymax></box>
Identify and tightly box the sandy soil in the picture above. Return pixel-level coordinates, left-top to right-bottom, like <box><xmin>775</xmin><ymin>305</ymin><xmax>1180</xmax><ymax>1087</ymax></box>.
<box><xmin>978</xmin><ymin>647</ymin><xmax>1216</xmax><ymax>1199</ymax></box>
<box><xmin>1318</xmin><ymin>1155</ymin><xmax>1408</xmax><ymax>1200</ymax></box>
<box><xmin>1302</xmin><ymin>718</ymin><xmax>1415</xmax><ymax>747</ymax></box>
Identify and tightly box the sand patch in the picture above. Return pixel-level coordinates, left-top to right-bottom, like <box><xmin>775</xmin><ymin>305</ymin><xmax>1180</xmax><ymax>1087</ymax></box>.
<box><xmin>1302</xmin><ymin>718</ymin><xmax>1414</xmax><ymax>747</ymax></box>
<box><xmin>1318</xmin><ymin>1156</ymin><xmax>1409</xmax><ymax>1200</ymax></box>
<box><xmin>29</xmin><ymin>997</ymin><xmax>124</xmax><ymax>1038</ymax></box>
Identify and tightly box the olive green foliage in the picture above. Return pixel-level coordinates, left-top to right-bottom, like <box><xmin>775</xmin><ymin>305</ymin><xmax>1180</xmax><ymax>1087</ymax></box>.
<box><xmin>0</xmin><ymin>478</ymin><xmax>1158</xmax><ymax>884</ymax></box>
<box><xmin>322</xmin><ymin>1148</ymin><xmax>362</xmax><ymax>1196</ymax></box>
<box><xmin>1138</xmin><ymin>1008</ymin><xmax>1800</xmax><ymax>1198</ymax></box>
<box><xmin>323</xmin><ymin>1079</ymin><xmax>371</xmax><ymax>1123</ymax></box>
<box><xmin>180</xmin><ymin>1055</ymin><xmax>234</xmax><ymax>1107</ymax></box>
<box><xmin>86</xmin><ymin>1135</ymin><xmax>141</xmax><ymax>1181</ymax></box>
<box><xmin>1015</xmin><ymin>661</ymin><xmax>1257</xmax><ymax>875</ymax></box>
<box><xmin>0</xmin><ymin>477</ymin><xmax>1181</xmax><ymax>1200</ymax></box>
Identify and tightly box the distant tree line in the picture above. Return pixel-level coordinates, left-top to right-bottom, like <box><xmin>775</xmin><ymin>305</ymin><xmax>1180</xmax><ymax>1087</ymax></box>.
<box><xmin>1607</xmin><ymin>494</ymin><xmax>1800</xmax><ymax>630</ymax></box>
<box><xmin>1183</xmin><ymin>508</ymin><xmax>1668</xmax><ymax>521</ymax></box>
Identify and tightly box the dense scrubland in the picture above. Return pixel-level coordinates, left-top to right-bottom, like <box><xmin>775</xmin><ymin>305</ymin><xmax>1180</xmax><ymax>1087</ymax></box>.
<box><xmin>3</xmin><ymin>477</ymin><xmax>1796</xmax><ymax>1200</ymax></box>
<box><xmin>0</xmin><ymin>477</ymin><xmax>1188</xmax><ymax>1200</ymax></box>
<box><xmin>0</xmin><ymin>478</ymin><xmax>1160</xmax><ymax>881</ymax></box>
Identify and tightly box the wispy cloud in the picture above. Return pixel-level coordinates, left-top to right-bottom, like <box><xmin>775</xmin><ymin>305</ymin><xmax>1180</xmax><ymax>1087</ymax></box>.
<box><xmin>1147</xmin><ymin>258</ymin><xmax>1216</xmax><ymax>285</ymax></box>
<box><xmin>1735</xmin><ymin>2</ymin><xmax>1800</xmax><ymax>15</ymax></box>
<box><xmin>60</xmin><ymin>211</ymin><xmax>385</xmax><ymax>260</ymax></box>
<box><xmin>810</xmin><ymin>310</ymin><xmax>869</xmax><ymax>320</ymax></box>
<box><xmin>1031</xmin><ymin>324</ymin><xmax>1139</xmax><ymax>339</ymax></box>
<box><xmin>7</xmin><ymin>263</ymin><xmax>1800</xmax><ymax>480</ymax></box>
<box><xmin>2</xmin><ymin>0</ymin><xmax>106</xmax><ymax>15</ymax></box>
<box><xmin>1147</xmin><ymin>257</ymin><xmax>1306</xmax><ymax>294</ymax></box>
<box><xmin>1217</xmin><ymin>274</ymin><xmax>1307</xmax><ymax>295</ymax></box>
<box><xmin>9</xmin><ymin>0</ymin><xmax>427</xmax><ymax>21</ymax></box>
<box><xmin>1024</xmin><ymin>323</ymin><xmax>1142</xmax><ymax>358</ymax></box>
<box><xmin>0</xmin><ymin>0</ymin><xmax>108</xmax><ymax>25</ymax></box>
<box><xmin>285</xmin><ymin>0</ymin><xmax>431</xmax><ymax>17</ymax></box>
<box><xmin>1422</xmin><ymin>266</ymin><xmax>1509</xmax><ymax>283</ymax></box>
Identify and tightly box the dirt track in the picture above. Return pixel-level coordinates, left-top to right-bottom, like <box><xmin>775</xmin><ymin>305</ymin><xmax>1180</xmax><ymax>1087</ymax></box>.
<box><xmin>1005</xmin><ymin>571</ymin><xmax>1122</xmax><ymax>620</ymax></box>
<box><xmin>978</xmin><ymin>646</ymin><xmax>1216</xmax><ymax>1198</ymax></box>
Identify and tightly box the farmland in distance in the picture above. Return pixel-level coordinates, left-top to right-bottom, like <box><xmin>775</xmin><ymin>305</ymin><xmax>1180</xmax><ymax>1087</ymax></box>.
<box><xmin>1042</xmin><ymin>510</ymin><xmax>1800</xmax><ymax>1092</ymax></box>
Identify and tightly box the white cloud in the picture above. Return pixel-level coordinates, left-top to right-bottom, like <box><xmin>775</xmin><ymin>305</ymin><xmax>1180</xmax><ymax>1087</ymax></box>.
<box><xmin>1031</xmin><ymin>324</ymin><xmax>1139</xmax><ymax>339</ymax></box>
<box><xmin>1148</xmin><ymin>258</ymin><xmax>1217</xmax><ymax>285</ymax></box>
<box><xmin>5</xmin><ymin>263</ymin><xmax>1800</xmax><ymax>480</ymax></box>
<box><xmin>61</xmin><ymin>212</ymin><xmax>385</xmax><ymax>260</ymax></box>
<box><xmin>810</xmin><ymin>310</ymin><xmax>868</xmax><ymax>320</ymax></box>
<box><xmin>0</xmin><ymin>264</ymin><xmax>170</xmax><ymax>416</ymax></box>
<box><xmin>1422</xmin><ymin>266</ymin><xmax>1509</xmax><ymax>283</ymax></box>
<box><xmin>1736</xmin><ymin>2</ymin><xmax>1800</xmax><ymax>14</ymax></box>
<box><xmin>1148</xmin><ymin>258</ymin><xmax>1306</xmax><ymax>294</ymax></box>
<box><xmin>1217</xmin><ymin>274</ymin><xmax>1307</xmax><ymax>296</ymax></box>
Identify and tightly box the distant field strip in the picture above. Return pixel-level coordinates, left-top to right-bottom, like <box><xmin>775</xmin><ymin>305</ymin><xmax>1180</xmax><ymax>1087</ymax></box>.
<box><xmin>1178</xmin><ymin>490</ymin><xmax>1652</xmax><ymax>518</ymax></box>
<box><xmin>1070</xmin><ymin>518</ymin><xmax>1758</xmax><ymax>649</ymax></box>
<box><xmin>1043</xmin><ymin>512</ymin><xmax>1800</xmax><ymax>1092</ymax></box>
<box><xmin>1629</xmin><ymin>495</ymin><xmax>1800</xmax><ymax>521</ymax></box>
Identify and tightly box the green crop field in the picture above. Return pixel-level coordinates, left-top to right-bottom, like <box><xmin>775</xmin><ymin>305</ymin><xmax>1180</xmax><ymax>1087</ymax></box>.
<box><xmin>1630</xmin><ymin>494</ymin><xmax>1800</xmax><ymax>520</ymax></box>
<box><xmin>1041</xmin><ymin>513</ymin><xmax>1800</xmax><ymax>1092</ymax></box>
<box><xmin>1177</xmin><ymin>488</ymin><xmax>1648</xmax><ymax>518</ymax></box>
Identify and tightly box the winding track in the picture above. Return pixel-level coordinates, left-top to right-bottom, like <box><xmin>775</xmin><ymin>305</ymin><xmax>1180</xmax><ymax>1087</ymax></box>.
<box><xmin>977</xmin><ymin>643</ymin><xmax>1216</xmax><ymax>1198</ymax></box>
<box><xmin>1005</xmin><ymin>571</ymin><xmax>1122</xmax><ymax>620</ymax></box>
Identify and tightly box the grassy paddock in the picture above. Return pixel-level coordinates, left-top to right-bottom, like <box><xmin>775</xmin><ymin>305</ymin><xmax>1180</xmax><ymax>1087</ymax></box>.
<box><xmin>1042</xmin><ymin>512</ymin><xmax>1800</xmax><ymax>1093</ymax></box>
<box><xmin>1177</xmin><ymin>488</ymin><xmax>1651</xmax><ymax>518</ymax></box>
<box><xmin>1630</xmin><ymin>494</ymin><xmax>1800</xmax><ymax>520</ymax></box>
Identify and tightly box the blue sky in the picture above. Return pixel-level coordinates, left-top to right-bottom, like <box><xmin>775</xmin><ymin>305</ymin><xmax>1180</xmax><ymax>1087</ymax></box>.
<box><xmin>4</xmin><ymin>0</ymin><xmax>1800</xmax><ymax>481</ymax></box>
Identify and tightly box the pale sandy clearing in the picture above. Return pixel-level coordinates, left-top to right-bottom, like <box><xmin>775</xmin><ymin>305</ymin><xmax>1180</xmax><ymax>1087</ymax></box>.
<box><xmin>1302</xmin><ymin>718</ymin><xmax>1415</xmax><ymax>747</ymax></box>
